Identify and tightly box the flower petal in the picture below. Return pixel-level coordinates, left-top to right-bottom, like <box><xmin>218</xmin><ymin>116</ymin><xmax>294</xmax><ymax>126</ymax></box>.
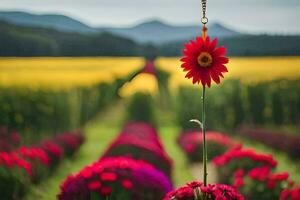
<box><xmin>210</xmin><ymin>69</ymin><xmax>221</xmax><ymax>84</ymax></box>
<box><xmin>209</xmin><ymin>38</ymin><xmax>218</xmax><ymax>51</ymax></box>
<box><xmin>213</xmin><ymin>46</ymin><xmax>227</xmax><ymax>57</ymax></box>
<box><xmin>214</xmin><ymin>57</ymin><xmax>229</xmax><ymax>65</ymax></box>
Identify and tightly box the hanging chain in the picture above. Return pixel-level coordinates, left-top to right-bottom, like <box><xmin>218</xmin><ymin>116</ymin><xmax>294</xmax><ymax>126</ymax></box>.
<box><xmin>201</xmin><ymin>0</ymin><xmax>208</xmax><ymax>25</ymax></box>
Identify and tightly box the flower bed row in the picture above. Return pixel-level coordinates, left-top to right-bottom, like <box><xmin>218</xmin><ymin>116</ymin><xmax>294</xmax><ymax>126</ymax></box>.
<box><xmin>213</xmin><ymin>148</ymin><xmax>290</xmax><ymax>199</ymax></box>
<box><xmin>102</xmin><ymin>122</ymin><xmax>173</xmax><ymax>177</ymax></box>
<box><xmin>177</xmin><ymin>130</ymin><xmax>300</xmax><ymax>200</ymax></box>
<box><xmin>0</xmin><ymin>132</ymin><xmax>84</xmax><ymax>199</ymax></box>
<box><xmin>238</xmin><ymin>127</ymin><xmax>300</xmax><ymax>158</ymax></box>
<box><xmin>178</xmin><ymin>130</ymin><xmax>241</xmax><ymax>163</ymax></box>
<box><xmin>58</xmin><ymin>122</ymin><xmax>173</xmax><ymax>200</ymax></box>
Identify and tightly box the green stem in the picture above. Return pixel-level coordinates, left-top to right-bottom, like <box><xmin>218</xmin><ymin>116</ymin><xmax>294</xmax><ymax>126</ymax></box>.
<box><xmin>202</xmin><ymin>86</ymin><xmax>207</xmax><ymax>186</ymax></box>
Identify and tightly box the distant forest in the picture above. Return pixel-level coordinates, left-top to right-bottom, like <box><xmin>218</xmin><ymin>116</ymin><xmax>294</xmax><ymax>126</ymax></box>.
<box><xmin>1</xmin><ymin>20</ymin><xmax>300</xmax><ymax>57</ymax></box>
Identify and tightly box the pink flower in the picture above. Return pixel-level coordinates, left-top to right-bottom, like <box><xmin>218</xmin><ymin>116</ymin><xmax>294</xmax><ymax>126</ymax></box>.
<box><xmin>100</xmin><ymin>172</ymin><xmax>117</xmax><ymax>182</ymax></box>
<box><xmin>269</xmin><ymin>172</ymin><xmax>289</xmax><ymax>181</ymax></box>
<box><xmin>80</xmin><ymin>167</ymin><xmax>93</xmax><ymax>179</ymax></box>
<box><xmin>88</xmin><ymin>181</ymin><xmax>102</xmax><ymax>191</ymax></box>
<box><xmin>100</xmin><ymin>186</ymin><xmax>112</xmax><ymax>196</ymax></box>
<box><xmin>280</xmin><ymin>189</ymin><xmax>291</xmax><ymax>200</ymax></box>
<box><xmin>121</xmin><ymin>179</ymin><xmax>133</xmax><ymax>190</ymax></box>
<box><xmin>234</xmin><ymin>169</ymin><xmax>244</xmax><ymax>178</ymax></box>
<box><xmin>267</xmin><ymin>180</ymin><xmax>276</xmax><ymax>189</ymax></box>
<box><xmin>0</xmin><ymin>152</ymin><xmax>13</xmax><ymax>167</ymax></box>
<box><xmin>248</xmin><ymin>166</ymin><xmax>271</xmax><ymax>181</ymax></box>
<box><xmin>267</xmin><ymin>172</ymin><xmax>289</xmax><ymax>189</ymax></box>
<box><xmin>164</xmin><ymin>181</ymin><xmax>244</xmax><ymax>200</ymax></box>
<box><xmin>176</xmin><ymin>186</ymin><xmax>194</xmax><ymax>199</ymax></box>
<box><xmin>291</xmin><ymin>185</ymin><xmax>300</xmax><ymax>200</ymax></box>
<box><xmin>187</xmin><ymin>181</ymin><xmax>202</xmax><ymax>188</ymax></box>
<box><xmin>213</xmin><ymin>148</ymin><xmax>277</xmax><ymax>168</ymax></box>
<box><xmin>234</xmin><ymin>177</ymin><xmax>245</xmax><ymax>188</ymax></box>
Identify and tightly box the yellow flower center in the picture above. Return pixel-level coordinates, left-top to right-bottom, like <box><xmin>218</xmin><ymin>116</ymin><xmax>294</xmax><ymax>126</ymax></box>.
<box><xmin>197</xmin><ymin>52</ymin><xmax>213</xmax><ymax>68</ymax></box>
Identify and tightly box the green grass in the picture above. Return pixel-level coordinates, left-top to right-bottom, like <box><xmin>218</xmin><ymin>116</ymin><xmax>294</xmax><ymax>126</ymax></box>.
<box><xmin>159</xmin><ymin>125</ymin><xmax>194</xmax><ymax>187</ymax></box>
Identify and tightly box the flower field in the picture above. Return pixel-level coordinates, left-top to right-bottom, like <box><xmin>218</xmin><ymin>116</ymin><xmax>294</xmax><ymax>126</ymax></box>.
<box><xmin>1</xmin><ymin>57</ymin><xmax>300</xmax><ymax>90</ymax></box>
<box><xmin>0</xmin><ymin>56</ymin><xmax>300</xmax><ymax>200</ymax></box>
<box><xmin>0</xmin><ymin>57</ymin><xmax>143</xmax><ymax>89</ymax></box>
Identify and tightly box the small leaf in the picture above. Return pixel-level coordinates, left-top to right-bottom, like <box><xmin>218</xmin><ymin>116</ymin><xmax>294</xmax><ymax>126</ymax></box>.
<box><xmin>189</xmin><ymin>119</ymin><xmax>203</xmax><ymax>129</ymax></box>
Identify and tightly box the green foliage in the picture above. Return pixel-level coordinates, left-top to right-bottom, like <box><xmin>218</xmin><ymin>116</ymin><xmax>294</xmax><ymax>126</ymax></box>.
<box><xmin>0</xmin><ymin>80</ymin><xmax>122</xmax><ymax>140</ymax></box>
<box><xmin>156</xmin><ymin>68</ymin><xmax>171</xmax><ymax>109</ymax></box>
<box><xmin>247</xmin><ymin>84</ymin><xmax>266</xmax><ymax>125</ymax></box>
<box><xmin>175</xmin><ymin>87</ymin><xmax>202</xmax><ymax>130</ymax></box>
<box><xmin>175</xmin><ymin>79</ymin><xmax>300</xmax><ymax>131</ymax></box>
<box><xmin>126</xmin><ymin>93</ymin><xmax>156</xmax><ymax>125</ymax></box>
<box><xmin>0</xmin><ymin>167</ymin><xmax>30</xmax><ymax>200</ymax></box>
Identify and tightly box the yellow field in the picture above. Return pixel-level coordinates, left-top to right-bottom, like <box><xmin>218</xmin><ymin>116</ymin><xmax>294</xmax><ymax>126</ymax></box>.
<box><xmin>157</xmin><ymin>57</ymin><xmax>300</xmax><ymax>89</ymax></box>
<box><xmin>0</xmin><ymin>57</ymin><xmax>299</xmax><ymax>92</ymax></box>
<box><xmin>0</xmin><ymin>57</ymin><xmax>144</xmax><ymax>89</ymax></box>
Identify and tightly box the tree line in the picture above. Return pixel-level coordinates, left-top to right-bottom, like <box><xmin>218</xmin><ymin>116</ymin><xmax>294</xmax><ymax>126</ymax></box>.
<box><xmin>1</xmin><ymin>20</ymin><xmax>300</xmax><ymax>57</ymax></box>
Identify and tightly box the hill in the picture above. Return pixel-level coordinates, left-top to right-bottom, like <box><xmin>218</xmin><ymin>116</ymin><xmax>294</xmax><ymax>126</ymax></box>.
<box><xmin>98</xmin><ymin>20</ymin><xmax>239</xmax><ymax>44</ymax></box>
<box><xmin>0</xmin><ymin>11</ymin><xmax>96</xmax><ymax>33</ymax></box>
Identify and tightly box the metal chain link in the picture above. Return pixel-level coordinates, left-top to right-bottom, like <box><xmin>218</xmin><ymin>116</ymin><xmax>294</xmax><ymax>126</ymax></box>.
<box><xmin>201</xmin><ymin>0</ymin><xmax>208</xmax><ymax>24</ymax></box>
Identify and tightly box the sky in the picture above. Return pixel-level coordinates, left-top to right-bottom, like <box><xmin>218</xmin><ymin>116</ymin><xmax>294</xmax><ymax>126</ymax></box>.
<box><xmin>0</xmin><ymin>0</ymin><xmax>300</xmax><ymax>34</ymax></box>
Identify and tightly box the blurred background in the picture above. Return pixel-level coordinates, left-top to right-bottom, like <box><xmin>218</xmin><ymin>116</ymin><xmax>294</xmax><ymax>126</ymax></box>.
<box><xmin>0</xmin><ymin>0</ymin><xmax>299</xmax><ymax>199</ymax></box>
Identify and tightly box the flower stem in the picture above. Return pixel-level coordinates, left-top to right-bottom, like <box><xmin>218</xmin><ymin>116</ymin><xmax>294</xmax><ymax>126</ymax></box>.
<box><xmin>202</xmin><ymin>86</ymin><xmax>207</xmax><ymax>186</ymax></box>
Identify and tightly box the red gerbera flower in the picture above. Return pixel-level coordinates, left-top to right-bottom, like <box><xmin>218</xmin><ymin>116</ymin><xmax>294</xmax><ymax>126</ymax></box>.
<box><xmin>181</xmin><ymin>28</ymin><xmax>229</xmax><ymax>87</ymax></box>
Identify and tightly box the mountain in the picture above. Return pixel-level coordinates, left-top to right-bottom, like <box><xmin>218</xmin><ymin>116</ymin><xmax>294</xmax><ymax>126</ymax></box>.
<box><xmin>0</xmin><ymin>20</ymin><xmax>141</xmax><ymax>56</ymax></box>
<box><xmin>99</xmin><ymin>20</ymin><xmax>239</xmax><ymax>44</ymax></box>
<box><xmin>0</xmin><ymin>11</ymin><xmax>240</xmax><ymax>44</ymax></box>
<box><xmin>0</xmin><ymin>11</ymin><xmax>96</xmax><ymax>33</ymax></box>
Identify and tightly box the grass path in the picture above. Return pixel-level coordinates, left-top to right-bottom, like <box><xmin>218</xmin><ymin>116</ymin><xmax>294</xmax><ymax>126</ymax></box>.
<box><xmin>159</xmin><ymin>125</ymin><xmax>194</xmax><ymax>187</ymax></box>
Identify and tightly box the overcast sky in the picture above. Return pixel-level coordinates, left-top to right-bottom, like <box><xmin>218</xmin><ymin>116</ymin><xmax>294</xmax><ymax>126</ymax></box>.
<box><xmin>0</xmin><ymin>0</ymin><xmax>300</xmax><ymax>34</ymax></box>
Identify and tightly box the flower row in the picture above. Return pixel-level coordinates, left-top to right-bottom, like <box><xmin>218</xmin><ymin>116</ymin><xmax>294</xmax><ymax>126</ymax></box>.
<box><xmin>238</xmin><ymin>127</ymin><xmax>300</xmax><ymax>158</ymax></box>
<box><xmin>102</xmin><ymin>122</ymin><xmax>173</xmax><ymax>177</ymax></box>
<box><xmin>212</xmin><ymin>146</ymin><xmax>300</xmax><ymax>199</ymax></box>
<box><xmin>178</xmin><ymin>130</ymin><xmax>241</xmax><ymax>162</ymax></box>
<box><xmin>0</xmin><ymin>132</ymin><xmax>84</xmax><ymax>199</ymax></box>
<box><xmin>59</xmin><ymin>157</ymin><xmax>173</xmax><ymax>200</ymax></box>
<box><xmin>58</xmin><ymin>122</ymin><xmax>173</xmax><ymax>200</ymax></box>
<box><xmin>177</xmin><ymin>130</ymin><xmax>300</xmax><ymax>200</ymax></box>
